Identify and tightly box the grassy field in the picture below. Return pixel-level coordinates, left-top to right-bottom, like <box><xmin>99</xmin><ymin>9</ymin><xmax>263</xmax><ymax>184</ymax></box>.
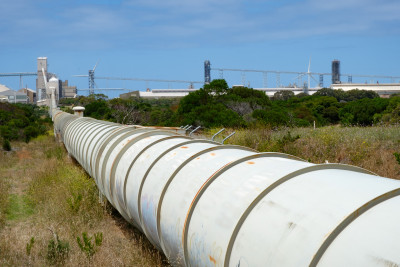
<box><xmin>0</xmin><ymin>133</ymin><xmax>168</xmax><ymax>266</ymax></box>
<box><xmin>207</xmin><ymin>125</ymin><xmax>400</xmax><ymax>180</ymax></box>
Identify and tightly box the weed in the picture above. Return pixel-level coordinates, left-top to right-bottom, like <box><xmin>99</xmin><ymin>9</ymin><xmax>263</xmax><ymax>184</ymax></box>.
<box><xmin>276</xmin><ymin>130</ymin><xmax>300</xmax><ymax>149</ymax></box>
<box><xmin>47</xmin><ymin>231</ymin><xmax>70</xmax><ymax>265</ymax></box>
<box><xmin>67</xmin><ymin>192</ymin><xmax>82</xmax><ymax>213</ymax></box>
<box><xmin>394</xmin><ymin>152</ymin><xmax>400</xmax><ymax>165</ymax></box>
<box><xmin>76</xmin><ymin>231</ymin><xmax>103</xmax><ymax>259</ymax></box>
<box><xmin>26</xmin><ymin>237</ymin><xmax>35</xmax><ymax>256</ymax></box>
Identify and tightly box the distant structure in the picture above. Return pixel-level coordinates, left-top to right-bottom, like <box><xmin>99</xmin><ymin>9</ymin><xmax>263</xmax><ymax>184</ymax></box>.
<box><xmin>38</xmin><ymin>76</ymin><xmax>60</xmax><ymax>106</ymax></box>
<box><xmin>331</xmin><ymin>83</ymin><xmax>400</xmax><ymax>97</ymax></box>
<box><xmin>35</xmin><ymin>57</ymin><xmax>77</xmax><ymax>105</ymax></box>
<box><xmin>120</xmin><ymin>89</ymin><xmax>196</xmax><ymax>99</ymax></box>
<box><xmin>0</xmin><ymin>83</ymin><xmax>27</xmax><ymax>103</ymax></box>
<box><xmin>204</xmin><ymin>60</ymin><xmax>211</xmax><ymax>84</ymax></box>
<box><xmin>60</xmin><ymin>80</ymin><xmax>77</xmax><ymax>98</ymax></box>
<box><xmin>0</xmin><ymin>84</ymin><xmax>11</xmax><ymax>93</ymax></box>
<box><xmin>332</xmin><ymin>60</ymin><xmax>340</xmax><ymax>84</ymax></box>
<box><xmin>0</xmin><ymin>88</ymin><xmax>28</xmax><ymax>103</ymax></box>
<box><xmin>36</xmin><ymin>57</ymin><xmax>48</xmax><ymax>101</ymax></box>
<box><xmin>18</xmin><ymin>88</ymin><xmax>36</xmax><ymax>103</ymax></box>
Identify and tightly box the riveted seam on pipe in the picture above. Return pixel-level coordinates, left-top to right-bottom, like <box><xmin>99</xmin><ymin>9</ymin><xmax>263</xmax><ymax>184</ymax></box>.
<box><xmin>84</xmin><ymin>125</ymin><xmax>117</xmax><ymax>176</ymax></box>
<box><xmin>88</xmin><ymin>126</ymin><xmax>126</xmax><ymax>178</ymax></box>
<box><xmin>224</xmin><ymin>163</ymin><xmax>378</xmax><ymax>267</ymax></box>
<box><xmin>79</xmin><ymin>123</ymin><xmax>110</xmax><ymax>171</ymax></box>
<box><xmin>110</xmin><ymin>135</ymin><xmax>192</xmax><ymax>215</ymax></box>
<box><xmin>108</xmin><ymin>130</ymin><xmax>178</xmax><ymax>203</ymax></box>
<box><xmin>93</xmin><ymin>126</ymin><xmax>139</xmax><ymax>185</ymax></box>
<box><xmin>156</xmin><ymin>145</ymin><xmax>257</xmax><ymax>254</ymax></box>
<box><xmin>73</xmin><ymin>121</ymin><xmax>98</xmax><ymax>164</ymax></box>
<box><xmin>309</xmin><ymin>188</ymin><xmax>400</xmax><ymax>267</ymax></box>
<box><xmin>76</xmin><ymin>122</ymin><xmax>101</xmax><ymax>160</ymax></box>
<box><xmin>65</xmin><ymin>118</ymin><xmax>92</xmax><ymax>156</ymax></box>
<box><xmin>181</xmin><ymin>152</ymin><xmax>308</xmax><ymax>266</ymax></box>
<box><xmin>98</xmin><ymin>128</ymin><xmax>148</xmax><ymax>198</ymax></box>
<box><xmin>70</xmin><ymin>119</ymin><xmax>94</xmax><ymax>161</ymax></box>
<box><xmin>122</xmin><ymin>139</ymin><xmax>219</xmax><ymax>224</ymax></box>
<box><xmin>110</xmin><ymin>135</ymin><xmax>191</xmax><ymax>223</ymax></box>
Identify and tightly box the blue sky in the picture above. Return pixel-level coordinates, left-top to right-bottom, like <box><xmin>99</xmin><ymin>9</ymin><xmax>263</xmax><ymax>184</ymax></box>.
<box><xmin>0</xmin><ymin>0</ymin><xmax>399</xmax><ymax>97</ymax></box>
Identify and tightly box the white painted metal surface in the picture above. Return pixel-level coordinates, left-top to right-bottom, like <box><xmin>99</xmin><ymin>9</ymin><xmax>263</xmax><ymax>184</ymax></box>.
<box><xmin>50</xmin><ymin>102</ymin><xmax>400</xmax><ymax>267</ymax></box>
<box><xmin>318</xmin><ymin>195</ymin><xmax>400</xmax><ymax>267</ymax></box>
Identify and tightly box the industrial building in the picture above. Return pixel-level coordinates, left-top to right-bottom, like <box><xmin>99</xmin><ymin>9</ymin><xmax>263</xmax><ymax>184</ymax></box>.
<box><xmin>60</xmin><ymin>80</ymin><xmax>77</xmax><ymax>98</ymax></box>
<box><xmin>36</xmin><ymin>57</ymin><xmax>48</xmax><ymax>101</ymax></box>
<box><xmin>18</xmin><ymin>88</ymin><xmax>36</xmax><ymax>103</ymax></box>
<box><xmin>0</xmin><ymin>89</ymin><xmax>28</xmax><ymax>103</ymax></box>
<box><xmin>0</xmin><ymin>84</ymin><xmax>11</xmax><ymax>93</ymax></box>
<box><xmin>331</xmin><ymin>83</ymin><xmax>400</xmax><ymax>97</ymax></box>
<box><xmin>120</xmin><ymin>89</ymin><xmax>196</xmax><ymax>99</ymax></box>
<box><xmin>35</xmin><ymin>57</ymin><xmax>77</xmax><ymax>105</ymax></box>
<box><xmin>0</xmin><ymin>83</ymin><xmax>28</xmax><ymax>103</ymax></box>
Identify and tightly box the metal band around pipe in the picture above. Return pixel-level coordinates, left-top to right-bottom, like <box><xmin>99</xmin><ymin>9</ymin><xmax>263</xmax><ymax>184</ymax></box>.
<box><xmin>224</xmin><ymin>163</ymin><xmax>377</xmax><ymax>267</ymax></box>
<box><xmin>181</xmin><ymin>152</ymin><xmax>308</xmax><ymax>265</ymax></box>
<box><xmin>309</xmin><ymin>188</ymin><xmax>400</xmax><ymax>266</ymax></box>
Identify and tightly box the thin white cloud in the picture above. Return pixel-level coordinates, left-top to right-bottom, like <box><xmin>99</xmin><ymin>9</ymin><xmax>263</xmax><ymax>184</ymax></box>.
<box><xmin>0</xmin><ymin>0</ymin><xmax>399</xmax><ymax>50</ymax></box>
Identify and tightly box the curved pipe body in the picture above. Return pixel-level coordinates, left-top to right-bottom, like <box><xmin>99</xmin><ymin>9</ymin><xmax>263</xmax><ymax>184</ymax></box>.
<box><xmin>51</xmin><ymin>106</ymin><xmax>400</xmax><ymax>267</ymax></box>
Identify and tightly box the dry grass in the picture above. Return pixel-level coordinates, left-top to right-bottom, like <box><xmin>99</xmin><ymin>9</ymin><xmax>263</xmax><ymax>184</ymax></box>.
<box><xmin>207</xmin><ymin>125</ymin><xmax>400</xmax><ymax>180</ymax></box>
<box><xmin>0</xmin><ymin>133</ymin><xmax>169</xmax><ymax>266</ymax></box>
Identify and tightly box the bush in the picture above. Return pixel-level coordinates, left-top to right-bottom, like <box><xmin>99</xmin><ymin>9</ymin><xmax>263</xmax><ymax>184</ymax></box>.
<box><xmin>47</xmin><ymin>234</ymin><xmax>70</xmax><ymax>265</ymax></box>
<box><xmin>24</xmin><ymin>125</ymin><xmax>40</xmax><ymax>142</ymax></box>
<box><xmin>77</xmin><ymin>232</ymin><xmax>103</xmax><ymax>259</ymax></box>
<box><xmin>2</xmin><ymin>139</ymin><xmax>11</xmax><ymax>151</ymax></box>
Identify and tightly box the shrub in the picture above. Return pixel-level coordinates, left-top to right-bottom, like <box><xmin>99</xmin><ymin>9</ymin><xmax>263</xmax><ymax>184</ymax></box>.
<box><xmin>394</xmin><ymin>152</ymin><xmax>400</xmax><ymax>165</ymax></box>
<box><xmin>77</xmin><ymin>232</ymin><xmax>103</xmax><ymax>259</ymax></box>
<box><xmin>47</xmin><ymin>234</ymin><xmax>70</xmax><ymax>265</ymax></box>
<box><xmin>2</xmin><ymin>139</ymin><xmax>11</xmax><ymax>151</ymax></box>
<box><xmin>3</xmin><ymin>139</ymin><xmax>11</xmax><ymax>151</ymax></box>
<box><xmin>26</xmin><ymin>237</ymin><xmax>35</xmax><ymax>256</ymax></box>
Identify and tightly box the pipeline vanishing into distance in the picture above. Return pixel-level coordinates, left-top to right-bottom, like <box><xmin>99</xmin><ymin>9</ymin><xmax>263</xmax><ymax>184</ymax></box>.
<box><xmin>50</xmin><ymin>92</ymin><xmax>400</xmax><ymax>267</ymax></box>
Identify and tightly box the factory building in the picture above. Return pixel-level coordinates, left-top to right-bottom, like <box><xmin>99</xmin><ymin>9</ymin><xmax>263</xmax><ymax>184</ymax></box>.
<box><xmin>37</xmin><ymin>76</ymin><xmax>60</xmax><ymax>106</ymax></box>
<box><xmin>331</xmin><ymin>83</ymin><xmax>400</xmax><ymax>97</ymax></box>
<box><xmin>120</xmin><ymin>89</ymin><xmax>196</xmax><ymax>99</ymax></box>
<box><xmin>0</xmin><ymin>89</ymin><xmax>28</xmax><ymax>103</ymax></box>
<box><xmin>0</xmin><ymin>83</ymin><xmax>27</xmax><ymax>103</ymax></box>
<box><xmin>60</xmin><ymin>80</ymin><xmax>77</xmax><ymax>98</ymax></box>
<box><xmin>0</xmin><ymin>84</ymin><xmax>11</xmax><ymax>94</ymax></box>
<box><xmin>18</xmin><ymin>88</ymin><xmax>36</xmax><ymax>103</ymax></box>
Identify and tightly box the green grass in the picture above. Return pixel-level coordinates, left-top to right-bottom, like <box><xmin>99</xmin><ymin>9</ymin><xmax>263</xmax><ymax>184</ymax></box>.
<box><xmin>5</xmin><ymin>194</ymin><xmax>35</xmax><ymax>221</ymax></box>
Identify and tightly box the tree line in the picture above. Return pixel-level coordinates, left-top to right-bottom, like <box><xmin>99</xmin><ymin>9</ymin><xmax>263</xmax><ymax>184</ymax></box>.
<box><xmin>0</xmin><ymin>103</ymin><xmax>51</xmax><ymax>150</ymax></box>
<box><xmin>59</xmin><ymin>79</ymin><xmax>400</xmax><ymax>128</ymax></box>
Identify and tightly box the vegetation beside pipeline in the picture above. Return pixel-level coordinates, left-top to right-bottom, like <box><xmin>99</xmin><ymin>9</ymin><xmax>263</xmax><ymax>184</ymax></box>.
<box><xmin>59</xmin><ymin>79</ymin><xmax>400</xmax><ymax>128</ymax></box>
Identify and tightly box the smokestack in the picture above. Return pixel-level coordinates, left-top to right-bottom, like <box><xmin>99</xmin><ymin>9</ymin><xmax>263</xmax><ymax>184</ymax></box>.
<box><xmin>332</xmin><ymin>60</ymin><xmax>340</xmax><ymax>84</ymax></box>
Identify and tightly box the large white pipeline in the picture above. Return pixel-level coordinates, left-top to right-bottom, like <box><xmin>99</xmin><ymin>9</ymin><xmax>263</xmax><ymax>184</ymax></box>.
<box><xmin>50</xmin><ymin>104</ymin><xmax>400</xmax><ymax>267</ymax></box>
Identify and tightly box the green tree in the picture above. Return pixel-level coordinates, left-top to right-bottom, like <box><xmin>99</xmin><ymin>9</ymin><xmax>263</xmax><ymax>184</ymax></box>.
<box><xmin>339</xmin><ymin>98</ymin><xmax>389</xmax><ymax>125</ymax></box>
<box><xmin>203</xmin><ymin>79</ymin><xmax>229</xmax><ymax>95</ymax></box>
<box><xmin>273</xmin><ymin>90</ymin><xmax>295</xmax><ymax>101</ymax></box>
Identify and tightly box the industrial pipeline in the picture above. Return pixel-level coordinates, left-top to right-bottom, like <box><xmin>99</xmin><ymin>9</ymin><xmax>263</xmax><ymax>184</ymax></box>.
<box><xmin>50</xmin><ymin>94</ymin><xmax>400</xmax><ymax>266</ymax></box>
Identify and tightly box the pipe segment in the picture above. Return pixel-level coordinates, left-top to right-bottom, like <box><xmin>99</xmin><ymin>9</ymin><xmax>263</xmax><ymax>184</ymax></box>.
<box><xmin>51</xmin><ymin>106</ymin><xmax>400</xmax><ymax>267</ymax></box>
